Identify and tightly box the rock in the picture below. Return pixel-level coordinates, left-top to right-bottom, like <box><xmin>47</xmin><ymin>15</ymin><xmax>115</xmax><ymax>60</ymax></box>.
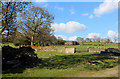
<box><xmin>6</xmin><ymin>60</ymin><xmax>20</xmax><ymax>65</ymax></box>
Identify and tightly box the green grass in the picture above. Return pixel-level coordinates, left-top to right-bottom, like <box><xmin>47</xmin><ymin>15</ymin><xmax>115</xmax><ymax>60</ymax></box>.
<box><xmin>2</xmin><ymin>42</ymin><xmax>119</xmax><ymax>77</ymax></box>
<box><xmin>52</xmin><ymin>42</ymin><xmax>118</xmax><ymax>53</ymax></box>
<box><xmin>1</xmin><ymin>43</ymin><xmax>17</xmax><ymax>48</ymax></box>
<box><xmin>38</xmin><ymin>53</ymin><xmax>117</xmax><ymax>69</ymax></box>
<box><xmin>3</xmin><ymin>51</ymin><xmax>118</xmax><ymax>77</ymax></box>
<box><xmin>3</xmin><ymin>67</ymin><xmax>88</xmax><ymax>77</ymax></box>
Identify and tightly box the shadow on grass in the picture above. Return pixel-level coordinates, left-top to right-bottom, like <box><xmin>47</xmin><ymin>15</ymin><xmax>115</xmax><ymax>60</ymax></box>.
<box><xmin>2</xmin><ymin>46</ymin><xmax>41</xmax><ymax>74</ymax></box>
<box><xmin>38</xmin><ymin>53</ymin><xmax>118</xmax><ymax>70</ymax></box>
<box><xmin>3</xmin><ymin>46</ymin><xmax>118</xmax><ymax>74</ymax></box>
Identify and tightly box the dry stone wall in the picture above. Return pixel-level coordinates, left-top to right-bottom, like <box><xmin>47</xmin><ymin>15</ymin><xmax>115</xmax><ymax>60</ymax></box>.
<box><xmin>88</xmin><ymin>47</ymin><xmax>105</xmax><ymax>52</ymax></box>
<box><xmin>31</xmin><ymin>46</ymin><xmax>76</xmax><ymax>53</ymax></box>
<box><xmin>65</xmin><ymin>48</ymin><xmax>75</xmax><ymax>53</ymax></box>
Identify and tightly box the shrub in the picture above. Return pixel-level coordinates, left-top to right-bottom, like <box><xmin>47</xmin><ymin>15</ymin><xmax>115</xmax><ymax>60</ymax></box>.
<box><xmin>55</xmin><ymin>40</ymin><xmax>65</xmax><ymax>45</ymax></box>
<box><xmin>72</xmin><ymin>41</ymin><xmax>79</xmax><ymax>45</ymax></box>
<box><xmin>2</xmin><ymin>46</ymin><xmax>40</xmax><ymax>71</ymax></box>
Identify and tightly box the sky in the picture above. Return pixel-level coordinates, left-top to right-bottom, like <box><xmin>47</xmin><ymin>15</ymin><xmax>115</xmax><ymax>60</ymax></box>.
<box><xmin>32</xmin><ymin>0</ymin><xmax>118</xmax><ymax>42</ymax></box>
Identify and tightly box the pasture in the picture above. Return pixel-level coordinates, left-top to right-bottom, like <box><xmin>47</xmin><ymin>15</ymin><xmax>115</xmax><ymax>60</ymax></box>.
<box><xmin>2</xmin><ymin>43</ymin><xmax>119</xmax><ymax>77</ymax></box>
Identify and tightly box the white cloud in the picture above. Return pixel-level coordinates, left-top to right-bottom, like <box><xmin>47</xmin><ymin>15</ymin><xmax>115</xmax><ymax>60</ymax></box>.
<box><xmin>81</xmin><ymin>13</ymin><xmax>89</xmax><ymax>16</ymax></box>
<box><xmin>55</xmin><ymin>31</ymin><xmax>118</xmax><ymax>42</ymax></box>
<box><xmin>108</xmin><ymin>30</ymin><xmax>117</xmax><ymax>38</ymax></box>
<box><xmin>89</xmin><ymin>14</ymin><xmax>93</xmax><ymax>19</ymax></box>
<box><xmin>55</xmin><ymin>35</ymin><xmax>78</xmax><ymax>41</ymax></box>
<box><xmin>70</xmin><ymin>8</ymin><xmax>75</xmax><ymax>14</ymax></box>
<box><xmin>51</xmin><ymin>21</ymin><xmax>87</xmax><ymax>33</ymax></box>
<box><xmin>108</xmin><ymin>30</ymin><xmax>118</xmax><ymax>42</ymax></box>
<box><xmin>86</xmin><ymin>33</ymin><xmax>100</xmax><ymax>39</ymax></box>
<box><xmin>55</xmin><ymin>35</ymin><xmax>67</xmax><ymax>40</ymax></box>
<box><xmin>93</xmin><ymin>0</ymin><xmax>119</xmax><ymax>16</ymax></box>
<box><xmin>68</xmin><ymin>36</ymin><xmax>78</xmax><ymax>41</ymax></box>
<box><xmin>35</xmin><ymin>0</ymin><xmax>48</xmax><ymax>2</ymax></box>
<box><xmin>55</xmin><ymin>6</ymin><xmax>64</xmax><ymax>11</ymax></box>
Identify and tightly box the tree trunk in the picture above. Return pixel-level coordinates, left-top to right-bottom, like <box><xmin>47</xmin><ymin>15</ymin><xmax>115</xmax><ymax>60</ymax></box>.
<box><xmin>31</xmin><ymin>35</ymin><xmax>34</xmax><ymax>46</ymax></box>
<box><xmin>7</xmin><ymin>29</ymin><xmax>10</xmax><ymax>42</ymax></box>
<box><xmin>31</xmin><ymin>32</ymin><xmax>35</xmax><ymax>46</ymax></box>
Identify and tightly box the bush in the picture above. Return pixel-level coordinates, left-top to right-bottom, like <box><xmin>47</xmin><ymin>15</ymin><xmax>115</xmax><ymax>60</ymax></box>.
<box><xmin>100</xmin><ymin>48</ymin><xmax>120</xmax><ymax>56</ymax></box>
<box><xmin>72</xmin><ymin>41</ymin><xmax>79</xmax><ymax>45</ymax></box>
<box><xmin>55</xmin><ymin>40</ymin><xmax>65</xmax><ymax>45</ymax></box>
<box><xmin>2</xmin><ymin>46</ymin><xmax>40</xmax><ymax>71</ymax></box>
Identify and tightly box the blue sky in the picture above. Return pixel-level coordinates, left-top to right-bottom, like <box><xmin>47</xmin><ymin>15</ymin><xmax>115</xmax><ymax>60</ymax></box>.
<box><xmin>33</xmin><ymin>1</ymin><xmax>118</xmax><ymax>41</ymax></box>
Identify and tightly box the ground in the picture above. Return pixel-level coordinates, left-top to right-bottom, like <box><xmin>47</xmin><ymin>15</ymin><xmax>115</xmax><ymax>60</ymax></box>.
<box><xmin>64</xmin><ymin>65</ymin><xmax>118</xmax><ymax>77</ymax></box>
<box><xmin>2</xmin><ymin>43</ymin><xmax>119</xmax><ymax>77</ymax></box>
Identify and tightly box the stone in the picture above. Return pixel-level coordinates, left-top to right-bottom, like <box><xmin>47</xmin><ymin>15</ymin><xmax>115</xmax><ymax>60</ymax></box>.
<box><xmin>32</xmin><ymin>46</ymin><xmax>76</xmax><ymax>53</ymax></box>
<box><xmin>65</xmin><ymin>48</ymin><xmax>75</xmax><ymax>53</ymax></box>
<box><xmin>88</xmin><ymin>47</ymin><xmax>105</xmax><ymax>52</ymax></box>
<box><xmin>65</xmin><ymin>41</ymin><xmax>73</xmax><ymax>45</ymax></box>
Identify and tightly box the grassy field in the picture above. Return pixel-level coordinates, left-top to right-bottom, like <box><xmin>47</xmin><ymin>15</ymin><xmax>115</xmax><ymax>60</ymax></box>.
<box><xmin>2</xmin><ymin>43</ymin><xmax>119</xmax><ymax>77</ymax></box>
<box><xmin>52</xmin><ymin>42</ymin><xmax>118</xmax><ymax>53</ymax></box>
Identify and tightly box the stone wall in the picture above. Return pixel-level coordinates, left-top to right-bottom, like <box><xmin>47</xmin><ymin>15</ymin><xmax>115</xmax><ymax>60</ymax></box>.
<box><xmin>88</xmin><ymin>47</ymin><xmax>105</xmax><ymax>52</ymax></box>
<box><xmin>65</xmin><ymin>41</ymin><xmax>73</xmax><ymax>45</ymax></box>
<box><xmin>31</xmin><ymin>46</ymin><xmax>76</xmax><ymax>53</ymax></box>
<box><xmin>65</xmin><ymin>48</ymin><xmax>75</xmax><ymax>53</ymax></box>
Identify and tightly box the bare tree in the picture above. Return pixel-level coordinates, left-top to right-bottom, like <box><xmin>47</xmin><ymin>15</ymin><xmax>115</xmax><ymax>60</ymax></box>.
<box><xmin>76</xmin><ymin>37</ymin><xmax>80</xmax><ymax>42</ymax></box>
<box><xmin>85</xmin><ymin>38</ymin><xmax>91</xmax><ymax>42</ymax></box>
<box><xmin>105</xmin><ymin>38</ymin><xmax>111</xmax><ymax>43</ymax></box>
<box><xmin>100</xmin><ymin>39</ymin><xmax>104</xmax><ymax>43</ymax></box>
<box><xmin>58</xmin><ymin>36</ymin><xmax>63</xmax><ymax>40</ymax></box>
<box><xmin>19</xmin><ymin>6</ymin><xmax>54</xmax><ymax>46</ymax></box>
<box><xmin>1</xmin><ymin>1</ymin><xmax>30</xmax><ymax>42</ymax></box>
<box><xmin>96</xmin><ymin>37</ymin><xmax>101</xmax><ymax>42</ymax></box>
<box><xmin>113</xmin><ymin>36</ymin><xmax>117</xmax><ymax>43</ymax></box>
<box><xmin>80</xmin><ymin>38</ymin><xmax>84</xmax><ymax>45</ymax></box>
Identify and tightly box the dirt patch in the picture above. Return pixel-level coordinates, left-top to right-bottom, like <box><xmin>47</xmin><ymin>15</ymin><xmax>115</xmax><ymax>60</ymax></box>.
<box><xmin>64</xmin><ymin>65</ymin><xmax>119</xmax><ymax>77</ymax></box>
